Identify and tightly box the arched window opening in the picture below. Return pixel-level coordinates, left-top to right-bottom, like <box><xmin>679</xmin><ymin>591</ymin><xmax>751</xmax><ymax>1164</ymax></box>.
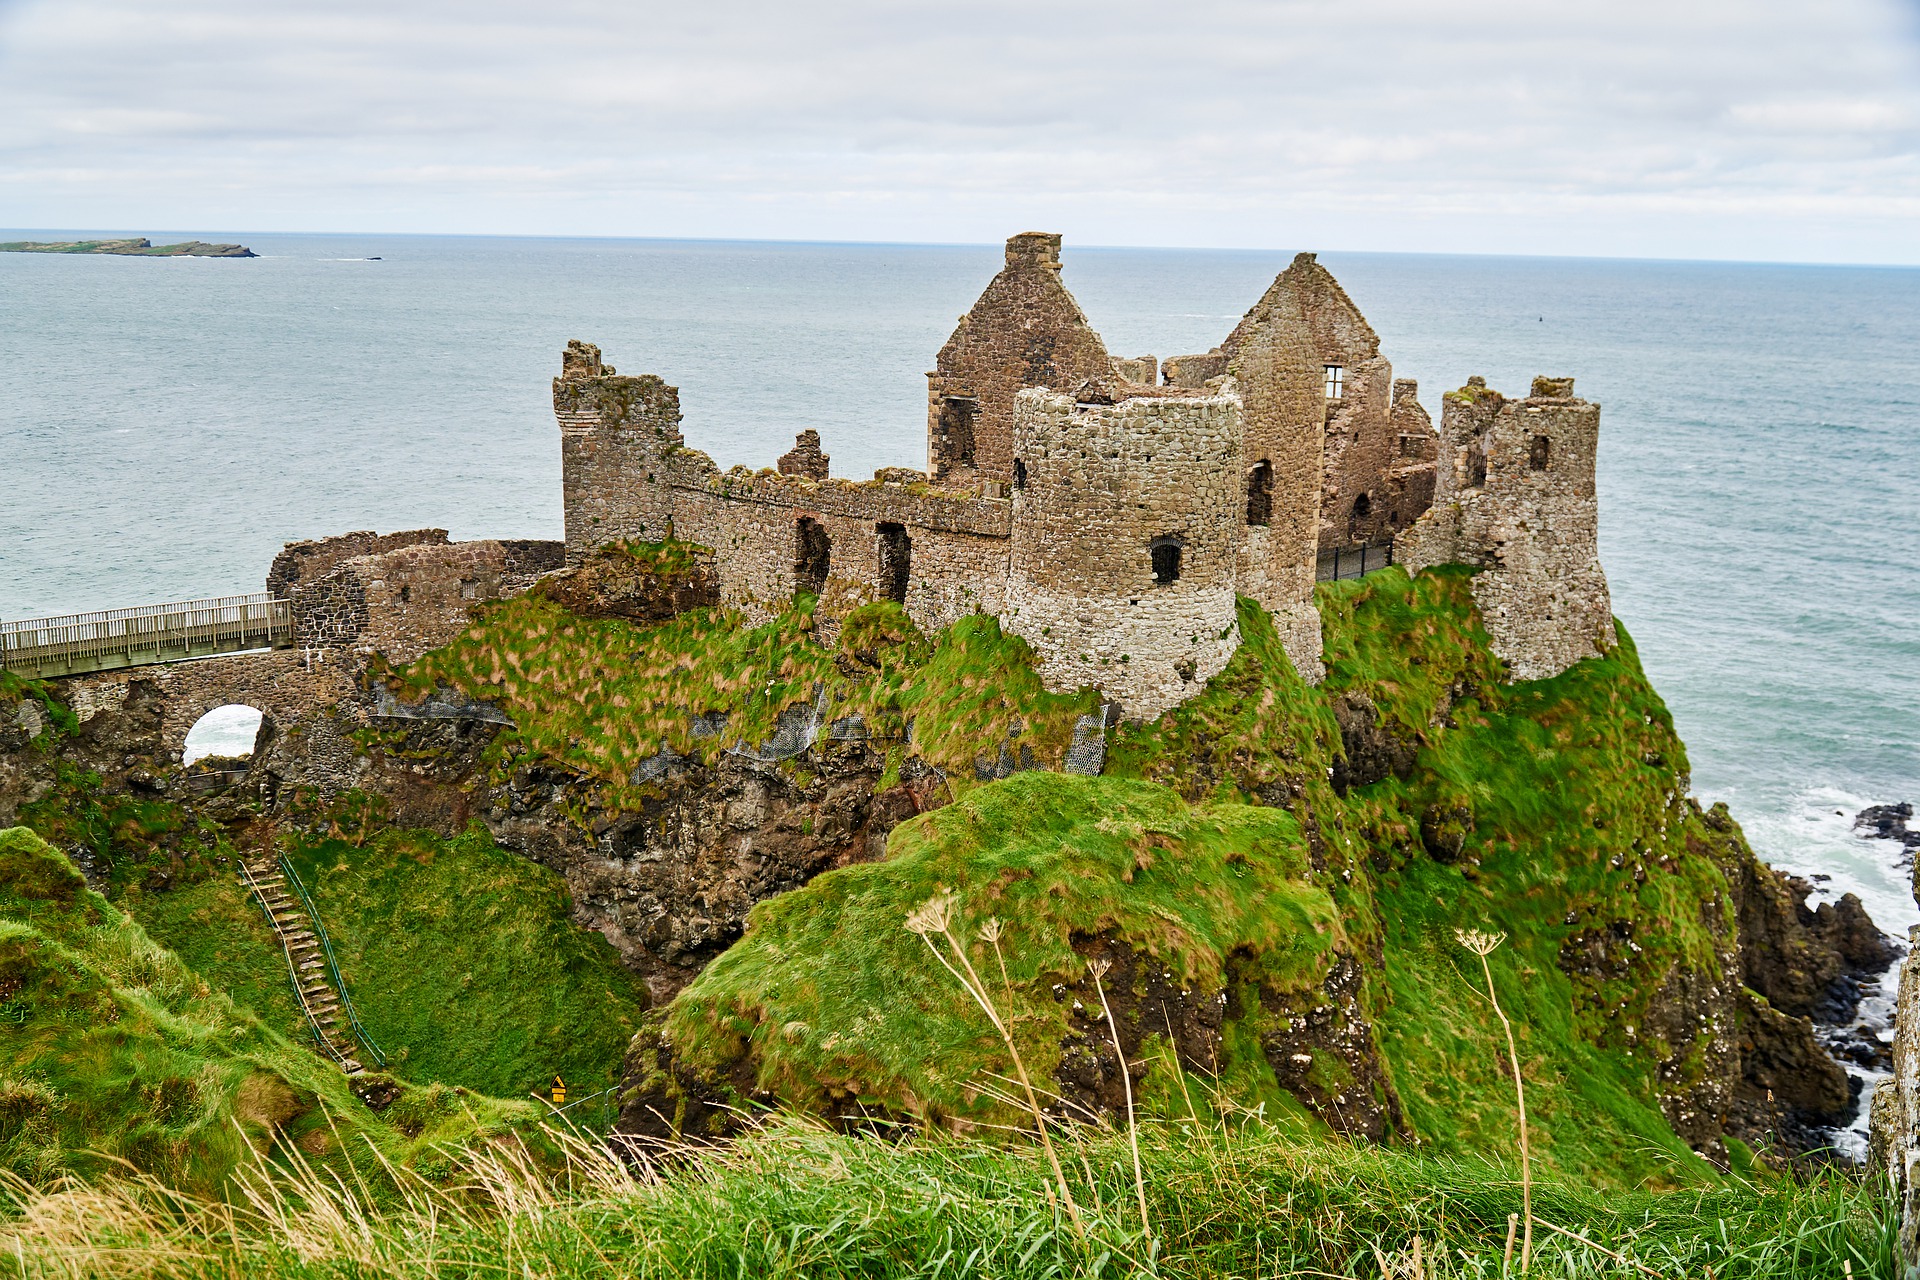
<box><xmin>1150</xmin><ymin>538</ymin><xmax>1183</xmax><ymax>586</ymax></box>
<box><xmin>877</xmin><ymin>522</ymin><xmax>911</xmax><ymax>604</ymax></box>
<box><xmin>795</xmin><ymin>517</ymin><xmax>832</xmax><ymax>597</ymax></box>
<box><xmin>184</xmin><ymin>704</ymin><xmax>265</xmax><ymax>766</ymax></box>
<box><xmin>1245</xmin><ymin>461</ymin><xmax>1273</xmax><ymax>526</ymax></box>
<box><xmin>1352</xmin><ymin>492</ymin><xmax>1372</xmax><ymax>519</ymax></box>
<box><xmin>1529</xmin><ymin>434</ymin><xmax>1551</xmax><ymax>470</ymax></box>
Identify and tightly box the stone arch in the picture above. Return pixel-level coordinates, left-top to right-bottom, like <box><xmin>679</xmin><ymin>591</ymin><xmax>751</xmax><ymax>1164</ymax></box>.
<box><xmin>56</xmin><ymin>651</ymin><xmax>359</xmax><ymax>766</ymax></box>
<box><xmin>183</xmin><ymin>704</ymin><xmax>268</xmax><ymax>765</ymax></box>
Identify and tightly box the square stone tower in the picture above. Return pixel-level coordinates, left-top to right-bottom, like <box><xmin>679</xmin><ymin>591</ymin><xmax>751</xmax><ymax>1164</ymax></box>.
<box><xmin>1398</xmin><ymin>376</ymin><xmax>1614</xmax><ymax>680</ymax></box>
<box><xmin>554</xmin><ymin>340</ymin><xmax>685</xmax><ymax>562</ymax></box>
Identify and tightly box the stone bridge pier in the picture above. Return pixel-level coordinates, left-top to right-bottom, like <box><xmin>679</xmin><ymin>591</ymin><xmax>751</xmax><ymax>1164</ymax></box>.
<box><xmin>54</xmin><ymin>649</ymin><xmax>360</xmax><ymax>767</ymax></box>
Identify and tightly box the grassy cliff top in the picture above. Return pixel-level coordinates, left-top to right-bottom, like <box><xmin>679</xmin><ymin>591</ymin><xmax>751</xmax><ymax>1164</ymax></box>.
<box><xmin>0</xmin><ymin>826</ymin><xmax>531</xmax><ymax>1191</ymax></box>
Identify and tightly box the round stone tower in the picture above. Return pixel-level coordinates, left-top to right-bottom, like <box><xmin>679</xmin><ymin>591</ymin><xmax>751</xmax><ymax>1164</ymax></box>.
<box><xmin>999</xmin><ymin>382</ymin><xmax>1245</xmax><ymax>720</ymax></box>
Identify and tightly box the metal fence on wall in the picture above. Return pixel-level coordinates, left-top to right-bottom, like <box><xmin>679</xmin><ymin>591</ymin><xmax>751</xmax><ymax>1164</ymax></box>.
<box><xmin>1315</xmin><ymin>540</ymin><xmax>1394</xmax><ymax>583</ymax></box>
<box><xmin>0</xmin><ymin>594</ymin><xmax>292</xmax><ymax>678</ymax></box>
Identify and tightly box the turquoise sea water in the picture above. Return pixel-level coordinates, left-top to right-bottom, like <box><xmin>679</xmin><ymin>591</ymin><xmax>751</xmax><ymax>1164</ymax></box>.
<box><xmin>3</xmin><ymin>232</ymin><xmax>1916</xmax><ymax>1143</ymax></box>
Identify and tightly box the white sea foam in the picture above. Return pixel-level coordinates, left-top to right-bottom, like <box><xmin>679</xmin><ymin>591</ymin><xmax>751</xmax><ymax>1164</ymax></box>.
<box><xmin>1726</xmin><ymin>783</ymin><xmax>1917</xmax><ymax>1160</ymax></box>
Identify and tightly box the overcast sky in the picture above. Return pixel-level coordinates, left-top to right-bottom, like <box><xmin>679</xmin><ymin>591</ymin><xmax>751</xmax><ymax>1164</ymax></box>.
<box><xmin>2</xmin><ymin>0</ymin><xmax>1916</xmax><ymax>263</ymax></box>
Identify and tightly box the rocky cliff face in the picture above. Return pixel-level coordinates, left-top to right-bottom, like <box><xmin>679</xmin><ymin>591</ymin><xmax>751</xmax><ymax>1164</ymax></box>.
<box><xmin>0</xmin><ymin>561</ymin><xmax>1892</xmax><ymax>1176</ymax></box>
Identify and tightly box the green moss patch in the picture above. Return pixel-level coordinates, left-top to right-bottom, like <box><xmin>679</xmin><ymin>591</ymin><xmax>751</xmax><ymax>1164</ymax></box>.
<box><xmin>653</xmin><ymin>772</ymin><xmax>1334</xmax><ymax>1125</ymax></box>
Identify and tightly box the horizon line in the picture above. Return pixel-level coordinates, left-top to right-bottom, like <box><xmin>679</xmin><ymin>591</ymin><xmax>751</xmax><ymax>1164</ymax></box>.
<box><xmin>3</xmin><ymin>226</ymin><xmax>1917</xmax><ymax>273</ymax></box>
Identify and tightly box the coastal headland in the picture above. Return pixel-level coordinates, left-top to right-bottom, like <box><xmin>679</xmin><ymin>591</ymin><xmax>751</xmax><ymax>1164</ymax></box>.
<box><xmin>0</xmin><ymin>231</ymin><xmax>1903</xmax><ymax>1275</ymax></box>
<box><xmin>0</xmin><ymin>236</ymin><xmax>255</xmax><ymax>257</ymax></box>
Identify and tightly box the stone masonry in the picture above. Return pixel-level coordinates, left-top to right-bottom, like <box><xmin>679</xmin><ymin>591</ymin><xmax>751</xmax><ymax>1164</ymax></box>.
<box><xmin>1003</xmin><ymin>384</ymin><xmax>1245</xmax><ymax>719</ymax></box>
<box><xmin>279</xmin><ymin>533</ymin><xmax>563</xmax><ymax>663</ymax></box>
<box><xmin>925</xmin><ymin>232</ymin><xmax>1117</xmax><ymax>489</ymax></box>
<box><xmin>554</xmin><ymin>233</ymin><xmax>1613</xmax><ymax>717</ymax></box>
<box><xmin>1398</xmin><ymin>377</ymin><xmax>1614</xmax><ymax>680</ymax></box>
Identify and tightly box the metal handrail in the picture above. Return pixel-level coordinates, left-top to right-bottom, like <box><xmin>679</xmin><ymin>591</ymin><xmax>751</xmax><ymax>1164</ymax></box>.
<box><xmin>236</xmin><ymin>859</ymin><xmax>354</xmax><ymax>1071</ymax></box>
<box><xmin>0</xmin><ymin>593</ymin><xmax>291</xmax><ymax>673</ymax></box>
<box><xmin>278</xmin><ymin>855</ymin><xmax>388</xmax><ymax>1069</ymax></box>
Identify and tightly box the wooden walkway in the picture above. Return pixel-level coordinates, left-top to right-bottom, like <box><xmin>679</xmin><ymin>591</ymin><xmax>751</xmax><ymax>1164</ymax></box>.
<box><xmin>0</xmin><ymin>594</ymin><xmax>292</xmax><ymax>679</ymax></box>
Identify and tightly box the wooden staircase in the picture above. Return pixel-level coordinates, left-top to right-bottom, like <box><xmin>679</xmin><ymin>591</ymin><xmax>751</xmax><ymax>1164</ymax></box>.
<box><xmin>239</xmin><ymin>856</ymin><xmax>364</xmax><ymax>1074</ymax></box>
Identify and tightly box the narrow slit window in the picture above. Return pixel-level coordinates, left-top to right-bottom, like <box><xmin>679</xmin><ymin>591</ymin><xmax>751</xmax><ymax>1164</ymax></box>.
<box><xmin>1324</xmin><ymin>365</ymin><xmax>1344</xmax><ymax>399</ymax></box>
<box><xmin>1245</xmin><ymin>461</ymin><xmax>1273</xmax><ymax>526</ymax></box>
<box><xmin>877</xmin><ymin>522</ymin><xmax>910</xmax><ymax>604</ymax></box>
<box><xmin>1012</xmin><ymin>458</ymin><xmax>1027</xmax><ymax>490</ymax></box>
<box><xmin>1150</xmin><ymin>538</ymin><xmax>1182</xmax><ymax>585</ymax></box>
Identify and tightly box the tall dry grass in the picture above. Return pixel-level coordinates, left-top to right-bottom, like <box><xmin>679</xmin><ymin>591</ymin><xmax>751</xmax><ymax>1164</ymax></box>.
<box><xmin>0</xmin><ymin>1110</ymin><xmax>1888</xmax><ymax>1279</ymax></box>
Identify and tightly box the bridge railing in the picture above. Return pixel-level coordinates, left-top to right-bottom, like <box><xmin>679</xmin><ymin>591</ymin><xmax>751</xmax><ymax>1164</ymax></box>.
<box><xmin>0</xmin><ymin>594</ymin><xmax>292</xmax><ymax>678</ymax></box>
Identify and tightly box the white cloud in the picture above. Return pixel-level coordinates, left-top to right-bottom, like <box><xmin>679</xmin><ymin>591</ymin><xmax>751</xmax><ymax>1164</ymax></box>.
<box><xmin>0</xmin><ymin>0</ymin><xmax>1916</xmax><ymax>261</ymax></box>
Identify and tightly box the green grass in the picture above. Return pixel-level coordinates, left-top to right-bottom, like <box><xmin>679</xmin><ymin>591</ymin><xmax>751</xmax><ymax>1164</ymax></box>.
<box><xmin>117</xmin><ymin>869</ymin><xmax>308</xmax><ymax>1044</ymax></box>
<box><xmin>281</xmin><ymin>825</ymin><xmax>649</xmax><ymax>1100</ymax></box>
<box><xmin>595</xmin><ymin>561</ymin><xmax>1795</xmax><ymax>1187</ymax></box>
<box><xmin>650</xmin><ymin>772</ymin><xmax>1334</xmax><ymax>1126</ymax></box>
<box><xmin>0</xmin><ymin>828</ymin><xmax>532</xmax><ymax>1193</ymax></box>
<box><xmin>1310</xmin><ymin>567</ymin><xmax>1737</xmax><ymax>1179</ymax></box>
<box><xmin>389</xmin><ymin>584</ymin><xmax>1099</xmax><ymax>811</ymax></box>
<box><xmin>0</xmin><ymin>1117</ymin><xmax>1890</xmax><ymax>1278</ymax></box>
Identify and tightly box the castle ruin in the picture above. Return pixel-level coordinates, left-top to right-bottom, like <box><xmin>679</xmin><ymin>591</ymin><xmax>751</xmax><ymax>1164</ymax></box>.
<box><xmin>553</xmin><ymin>232</ymin><xmax>1613</xmax><ymax>717</ymax></box>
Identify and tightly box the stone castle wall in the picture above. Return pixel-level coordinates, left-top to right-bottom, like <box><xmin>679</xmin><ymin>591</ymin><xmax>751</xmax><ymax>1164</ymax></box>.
<box><xmin>1209</xmin><ymin>258</ymin><xmax>1332</xmax><ymax>683</ymax></box>
<box><xmin>1399</xmin><ymin>376</ymin><xmax>1613</xmax><ymax>681</ymax></box>
<box><xmin>267</xmin><ymin>527</ymin><xmax>449</xmax><ymax>600</ymax></box>
<box><xmin>55</xmin><ymin>650</ymin><xmax>360</xmax><ymax>766</ymax></box>
<box><xmin>1002</xmin><ymin>386</ymin><xmax>1244</xmax><ymax>720</ymax></box>
<box><xmin>549</xmin><ymin>233</ymin><xmax>1608</xmax><ymax>716</ymax></box>
<box><xmin>925</xmin><ymin>232</ymin><xmax>1116</xmax><ymax>488</ymax></box>
<box><xmin>285</xmin><ymin>534</ymin><xmax>563</xmax><ymax>662</ymax></box>
<box><xmin>556</xmin><ymin>340</ymin><xmax>684</xmax><ymax>559</ymax></box>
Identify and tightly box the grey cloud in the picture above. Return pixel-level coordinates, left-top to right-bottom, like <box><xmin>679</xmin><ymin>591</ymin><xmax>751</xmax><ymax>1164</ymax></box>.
<box><xmin>0</xmin><ymin>0</ymin><xmax>1915</xmax><ymax>261</ymax></box>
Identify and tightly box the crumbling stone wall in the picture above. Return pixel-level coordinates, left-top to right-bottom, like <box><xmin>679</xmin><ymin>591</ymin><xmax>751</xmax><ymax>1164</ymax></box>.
<box><xmin>1204</xmin><ymin>257</ymin><xmax>1329</xmax><ymax>682</ymax></box>
<box><xmin>1382</xmin><ymin>379</ymin><xmax>1438</xmax><ymax>530</ymax></box>
<box><xmin>555</xmin><ymin>340</ymin><xmax>684</xmax><ymax>560</ymax></box>
<box><xmin>1157</xmin><ymin>253</ymin><xmax>1440</xmax><ymax>682</ymax></box>
<box><xmin>1002</xmin><ymin>384</ymin><xmax>1243</xmax><ymax>720</ymax></box>
<box><xmin>267</xmin><ymin>528</ymin><xmax>448</xmax><ymax>599</ymax></box>
<box><xmin>549</xmin><ymin>234</ymin><xmax>1602</xmax><ymax>718</ymax></box>
<box><xmin>1398</xmin><ymin>377</ymin><xmax>1614</xmax><ymax>681</ymax></box>
<box><xmin>925</xmin><ymin>233</ymin><xmax>1116</xmax><ymax>487</ymax></box>
<box><xmin>289</xmin><ymin>538</ymin><xmax>563</xmax><ymax>662</ymax></box>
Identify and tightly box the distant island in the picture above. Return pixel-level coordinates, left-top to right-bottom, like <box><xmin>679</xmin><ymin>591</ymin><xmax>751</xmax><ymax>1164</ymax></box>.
<box><xmin>0</xmin><ymin>237</ymin><xmax>255</xmax><ymax>258</ymax></box>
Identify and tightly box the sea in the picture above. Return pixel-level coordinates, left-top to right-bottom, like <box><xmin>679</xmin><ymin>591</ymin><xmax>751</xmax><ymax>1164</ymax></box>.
<box><xmin>2</xmin><ymin>232</ymin><xmax>1916</xmax><ymax>1152</ymax></box>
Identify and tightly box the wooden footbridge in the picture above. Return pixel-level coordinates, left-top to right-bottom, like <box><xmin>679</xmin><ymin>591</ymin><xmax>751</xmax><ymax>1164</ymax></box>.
<box><xmin>0</xmin><ymin>594</ymin><xmax>293</xmax><ymax>679</ymax></box>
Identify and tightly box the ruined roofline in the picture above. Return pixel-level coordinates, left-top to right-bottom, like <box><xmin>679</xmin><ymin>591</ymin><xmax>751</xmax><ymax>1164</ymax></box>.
<box><xmin>1221</xmin><ymin>251</ymin><xmax>1381</xmax><ymax>362</ymax></box>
